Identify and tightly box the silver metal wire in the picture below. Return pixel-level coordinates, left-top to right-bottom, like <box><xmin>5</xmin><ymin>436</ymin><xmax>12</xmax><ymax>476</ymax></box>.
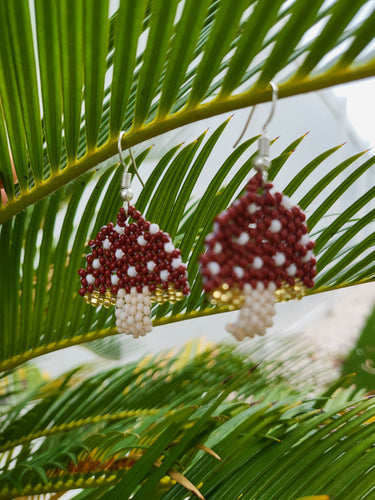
<box><xmin>118</xmin><ymin>131</ymin><xmax>145</xmax><ymax>188</ymax></box>
<box><xmin>233</xmin><ymin>81</ymin><xmax>278</xmax><ymax>148</ymax></box>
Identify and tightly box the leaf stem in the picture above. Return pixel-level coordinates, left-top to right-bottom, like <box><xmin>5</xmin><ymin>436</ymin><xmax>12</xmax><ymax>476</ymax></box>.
<box><xmin>0</xmin><ymin>274</ymin><xmax>368</xmax><ymax>372</ymax></box>
<box><xmin>1</xmin><ymin>62</ymin><xmax>374</xmax><ymax>224</ymax></box>
<box><xmin>0</xmin><ymin>408</ymin><xmax>162</xmax><ymax>454</ymax></box>
<box><xmin>0</xmin><ymin>308</ymin><xmax>222</xmax><ymax>372</ymax></box>
<box><xmin>0</xmin><ymin>472</ymin><xmax>121</xmax><ymax>500</ymax></box>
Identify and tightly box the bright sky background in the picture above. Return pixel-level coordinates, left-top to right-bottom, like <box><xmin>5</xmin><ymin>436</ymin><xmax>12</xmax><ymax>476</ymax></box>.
<box><xmin>333</xmin><ymin>76</ymin><xmax>375</xmax><ymax>149</ymax></box>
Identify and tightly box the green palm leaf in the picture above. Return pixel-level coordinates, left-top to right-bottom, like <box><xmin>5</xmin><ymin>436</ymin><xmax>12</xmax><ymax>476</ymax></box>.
<box><xmin>1</xmin><ymin>2</ymin><xmax>375</xmax><ymax>497</ymax></box>
<box><xmin>0</xmin><ymin>0</ymin><xmax>374</xmax><ymax>222</ymax></box>
<box><xmin>0</xmin><ymin>340</ymin><xmax>373</xmax><ymax>499</ymax></box>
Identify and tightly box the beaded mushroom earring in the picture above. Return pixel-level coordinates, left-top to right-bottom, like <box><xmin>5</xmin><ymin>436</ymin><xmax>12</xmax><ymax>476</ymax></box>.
<box><xmin>199</xmin><ymin>82</ymin><xmax>316</xmax><ymax>341</ymax></box>
<box><xmin>78</xmin><ymin>133</ymin><xmax>190</xmax><ymax>338</ymax></box>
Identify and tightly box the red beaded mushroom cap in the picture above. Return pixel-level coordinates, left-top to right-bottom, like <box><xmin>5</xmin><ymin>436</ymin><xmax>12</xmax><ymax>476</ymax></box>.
<box><xmin>78</xmin><ymin>205</ymin><xmax>190</xmax><ymax>307</ymax></box>
<box><xmin>200</xmin><ymin>173</ymin><xmax>316</xmax><ymax>305</ymax></box>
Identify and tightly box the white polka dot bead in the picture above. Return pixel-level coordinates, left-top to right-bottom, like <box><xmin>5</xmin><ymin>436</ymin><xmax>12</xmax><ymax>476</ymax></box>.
<box><xmin>147</xmin><ymin>261</ymin><xmax>156</xmax><ymax>271</ymax></box>
<box><xmin>237</xmin><ymin>232</ymin><xmax>250</xmax><ymax>245</ymax></box>
<box><xmin>114</xmin><ymin>224</ymin><xmax>124</xmax><ymax>234</ymax></box>
<box><xmin>269</xmin><ymin>219</ymin><xmax>282</xmax><ymax>233</ymax></box>
<box><xmin>287</xmin><ymin>263</ymin><xmax>297</xmax><ymax>276</ymax></box>
<box><xmin>172</xmin><ymin>257</ymin><xmax>182</xmax><ymax>269</ymax></box>
<box><xmin>281</xmin><ymin>195</ymin><xmax>293</xmax><ymax>210</ymax></box>
<box><xmin>213</xmin><ymin>242</ymin><xmax>222</xmax><ymax>254</ymax></box>
<box><xmin>234</xmin><ymin>266</ymin><xmax>244</xmax><ymax>278</ymax></box>
<box><xmin>273</xmin><ymin>252</ymin><xmax>286</xmax><ymax>266</ymax></box>
<box><xmin>207</xmin><ymin>261</ymin><xmax>221</xmax><ymax>275</ymax></box>
<box><xmin>86</xmin><ymin>274</ymin><xmax>95</xmax><ymax>284</ymax></box>
<box><xmin>137</xmin><ymin>235</ymin><xmax>147</xmax><ymax>246</ymax></box>
<box><xmin>164</xmin><ymin>242</ymin><xmax>175</xmax><ymax>253</ymax></box>
<box><xmin>160</xmin><ymin>270</ymin><xmax>169</xmax><ymax>281</ymax></box>
<box><xmin>247</xmin><ymin>203</ymin><xmax>257</xmax><ymax>214</ymax></box>
<box><xmin>253</xmin><ymin>256</ymin><xmax>263</xmax><ymax>269</ymax></box>
<box><xmin>299</xmin><ymin>234</ymin><xmax>310</xmax><ymax>246</ymax></box>
<box><xmin>127</xmin><ymin>266</ymin><xmax>136</xmax><ymax>277</ymax></box>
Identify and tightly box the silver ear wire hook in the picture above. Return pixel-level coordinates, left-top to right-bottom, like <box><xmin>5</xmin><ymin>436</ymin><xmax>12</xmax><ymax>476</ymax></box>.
<box><xmin>233</xmin><ymin>81</ymin><xmax>278</xmax><ymax>148</ymax></box>
<box><xmin>118</xmin><ymin>131</ymin><xmax>145</xmax><ymax>188</ymax></box>
<box><xmin>118</xmin><ymin>131</ymin><xmax>145</xmax><ymax>216</ymax></box>
<box><xmin>253</xmin><ymin>82</ymin><xmax>278</xmax><ymax>180</ymax></box>
<box><xmin>233</xmin><ymin>107</ymin><xmax>256</xmax><ymax>149</ymax></box>
<box><xmin>261</xmin><ymin>81</ymin><xmax>278</xmax><ymax>135</ymax></box>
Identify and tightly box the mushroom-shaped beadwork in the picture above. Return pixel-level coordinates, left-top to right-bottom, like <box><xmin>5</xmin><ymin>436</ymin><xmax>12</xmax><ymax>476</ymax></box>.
<box><xmin>200</xmin><ymin>173</ymin><xmax>316</xmax><ymax>340</ymax></box>
<box><xmin>78</xmin><ymin>205</ymin><xmax>190</xmax><ymax>338</ymax></box>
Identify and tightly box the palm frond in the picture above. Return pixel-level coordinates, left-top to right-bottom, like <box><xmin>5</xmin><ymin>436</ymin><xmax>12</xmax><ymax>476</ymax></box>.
<box><xmin>1</xmin><ymin>2</ymin><xmax>375</xmax><ymax>498</ymax></box>
<box><xmin>0</xmin><ymin>339</ymin><xmax>373</xmax><ymax>499</ymax></box>
<box><xmin>0</xmin><ymin>0</ymin><xmax>374</xmax><ymax>222</ymax></box>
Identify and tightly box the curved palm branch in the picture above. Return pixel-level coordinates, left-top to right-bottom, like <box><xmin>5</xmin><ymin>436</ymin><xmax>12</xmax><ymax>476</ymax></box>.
<box><xmin>0</xmin><ymin>0</ymin><xmax>374</xmax><ymax>223</ymax></box>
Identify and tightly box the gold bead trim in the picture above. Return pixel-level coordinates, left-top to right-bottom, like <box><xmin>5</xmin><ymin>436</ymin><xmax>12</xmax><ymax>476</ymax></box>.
<box><xmin>84</xmin><ymin>284</ymin><xmax>186</xmax><ymax>308</ymax></box>
<box><xmin>274</xmin><ymin>279</ymin><xmax>306</xmax><ymax>302</ymax></box>
<box><xmin>84</xmin><ymin>290</ymin><xmax>116</xmax><ymax>308</ymax></box>
<box><xmin>209</xmin><ymin>280</ymin><xmax>308</xmax><ymax>307</ymax></box>
<box><xmin>150</xmin><ymin>283</ymin><xmax>185</xmax><ymax>304</ymax></box>
<box><xmin>209</xmin><ymin>283</ymin><xmax>245</xmax><ymax>310</ymax></box>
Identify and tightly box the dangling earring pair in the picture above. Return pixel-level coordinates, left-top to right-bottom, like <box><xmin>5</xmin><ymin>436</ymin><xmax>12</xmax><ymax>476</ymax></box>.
<box><xmin>199</xmin><ymin>82</ymin><xmax>316</xmax><ymax>340</ymax></box>
<box><xmin>78</xmin><ymin>132</ymin><xmax>190</xmax><ymax>338</ymax></box>
<box><xmin>78</xmin><ymin>83</ymin><xmax>316</xmax><ymax>341</ymax></box>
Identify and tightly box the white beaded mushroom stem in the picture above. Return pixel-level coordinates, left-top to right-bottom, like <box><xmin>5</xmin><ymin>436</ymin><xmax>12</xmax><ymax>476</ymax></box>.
<box><xmin>226</xmin><ymin>283</ymin><xmax>276</xmax><ymax>341</ymax></box>
<box><xmin>115</xmin><ymin>286</ymin><xmax>153</xmax><ymax>338</ymax></box>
